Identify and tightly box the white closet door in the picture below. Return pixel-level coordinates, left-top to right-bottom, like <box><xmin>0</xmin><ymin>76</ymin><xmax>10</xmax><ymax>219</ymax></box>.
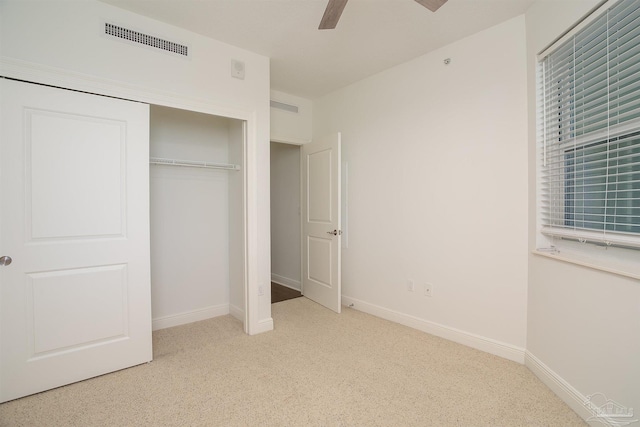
<box><xmin>0</xmin><ymin>79</ymin><xmax>152</xmax><ymax>402</ymax></box>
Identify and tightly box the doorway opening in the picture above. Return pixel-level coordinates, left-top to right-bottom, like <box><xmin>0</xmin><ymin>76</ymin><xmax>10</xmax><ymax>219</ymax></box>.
<box><xmin>270</xmin><ymin>141</ymin><xmax>302</xmax><ymax>304</ymax></box>
<box><xmin>150</xmin><ymin>105</ymin><xmax>247</xmax><ymax>328</ymax></box>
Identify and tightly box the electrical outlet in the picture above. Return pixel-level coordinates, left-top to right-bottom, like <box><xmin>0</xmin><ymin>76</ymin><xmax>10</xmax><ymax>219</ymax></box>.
<box><xmin>407</xmin><ymin>279</ymin><xmax>415</xmax><ymax>292</ymax></box>
<box><xmin>424</xmin><ymin>283</ymin><xmax>433</xmax><ymax>297</ymax></box>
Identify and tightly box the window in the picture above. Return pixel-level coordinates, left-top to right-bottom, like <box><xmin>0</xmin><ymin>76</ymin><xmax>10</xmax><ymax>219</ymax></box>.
<box><xmin>539</xmin><ymin>0</ymin><xmax>640</xmax><ymax>249</ymax></box>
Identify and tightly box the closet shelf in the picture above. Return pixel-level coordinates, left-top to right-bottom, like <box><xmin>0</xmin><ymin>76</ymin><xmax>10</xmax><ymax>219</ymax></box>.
<box><xmin>150</xmin><ymin>157</ymin><xmax>240</xmax><ymax>171</ymax></box>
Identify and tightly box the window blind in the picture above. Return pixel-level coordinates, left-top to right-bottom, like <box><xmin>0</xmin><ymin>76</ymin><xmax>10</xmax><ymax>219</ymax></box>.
<box><xmin>539</xmin><ymin>0</ymin><xmax>640</xmax><ymax>249</ymax></box>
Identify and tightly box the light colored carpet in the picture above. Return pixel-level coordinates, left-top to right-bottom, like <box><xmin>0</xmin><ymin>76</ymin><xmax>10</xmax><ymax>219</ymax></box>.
<box><xmin>0</xmin><ymin>297</ymin><xmax>585</xmax><ymax>426</ymax></box>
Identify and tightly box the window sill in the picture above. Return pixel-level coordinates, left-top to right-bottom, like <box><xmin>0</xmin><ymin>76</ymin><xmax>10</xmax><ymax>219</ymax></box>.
<box><xmin>532</xmin><ymin>249</ymin><xmax>640</xmax><ymax>281</ymax></box>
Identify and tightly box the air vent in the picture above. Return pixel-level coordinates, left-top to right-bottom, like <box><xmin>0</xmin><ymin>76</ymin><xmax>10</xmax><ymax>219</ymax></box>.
<box><xmin>105</xmin><ymin>23</ymin><xmax>188</xmax><ymax>57</ymax></box>
<box><xmin>270</xmin><ymin>100</ymin><xmax>299</xmax><ymax>114</ymax></box>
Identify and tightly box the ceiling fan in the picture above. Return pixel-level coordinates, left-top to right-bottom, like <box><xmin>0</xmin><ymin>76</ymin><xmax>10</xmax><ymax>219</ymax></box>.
<box><xmin>319</xmin><ymin>0</ymin><xmax>448</xmax><ymax>29</ymax></box>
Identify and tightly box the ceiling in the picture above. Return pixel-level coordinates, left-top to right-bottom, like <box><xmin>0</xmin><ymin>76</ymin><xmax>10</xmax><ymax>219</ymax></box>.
<box><xmin>100</xmin><ymin>0</ymin><xmax>536</xmax><ymax>99</ymax></box>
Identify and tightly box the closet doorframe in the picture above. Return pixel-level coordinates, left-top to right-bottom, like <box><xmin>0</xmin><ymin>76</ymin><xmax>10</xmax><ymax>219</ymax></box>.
<box><xmin>146</xmin><ymin>109</ymin><xmax>252</xmax><ymax>334</ymax></box>
<box><xmin>0</xmin><ymin>66</ymin><xmax>259</xmax><ymax>335</ymax></box>
<box><xmin>149</xmin><ymin>108</ymin><xmax>249</xmax><ymax>331</ymax></box>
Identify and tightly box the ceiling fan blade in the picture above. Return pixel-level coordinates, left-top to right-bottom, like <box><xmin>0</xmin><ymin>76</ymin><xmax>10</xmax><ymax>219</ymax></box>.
<box><xmin>414</xmin><ymin>0</ymin><xmax>448</xmax><ymax>12</ymax></box>
<box><xmin>319</xmin><ymin>0</ymin><xmax>349</xmax><ymax>30</ymax></box>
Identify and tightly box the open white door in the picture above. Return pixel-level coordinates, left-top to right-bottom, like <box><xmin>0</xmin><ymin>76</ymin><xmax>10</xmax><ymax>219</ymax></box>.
<box><xmin>0</xmin><ymin>79</ymin><xmax>152</xmax><ymax>402</ymax></box>
<box><xmin>301</xmin><ymin>132</ymin><xmax>341</xmax><ymax>313</ymax></box>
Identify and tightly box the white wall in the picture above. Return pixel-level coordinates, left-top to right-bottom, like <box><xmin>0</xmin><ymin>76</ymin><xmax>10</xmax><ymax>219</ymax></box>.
<box><xmin>270</xmin><ymin>142</ymin><xmax>301</xmax><ymax>290</ymax></box>
<box><xmin>270</xmin><ymin>90</ymin><xmax>313</xmax><ymax>144</ymax></box>
<box><xmin>525</xmin><ymin>0</ymin><xmax>640</xmax><ymax>420</ymax></box>
<box><xmin>314</xmin><ymin>16</ymin><xmax>529</xmax><ymax>359</ymax></box>
<box><xmin>0</xmin><ymin>0</ymin><xmax>272</xmax><ymax>334</ymax></box>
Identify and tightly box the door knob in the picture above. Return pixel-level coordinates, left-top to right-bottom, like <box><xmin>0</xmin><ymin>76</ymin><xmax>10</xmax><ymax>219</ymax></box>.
<box><xmin>326</xmin><ymin>230</ymin><xmax>341</xmax><ymax>236</ymax></box>
<box><xmin>0</xmin><ymin>256</ymin><xmax>12</xmax><ymax>266</ymax></box>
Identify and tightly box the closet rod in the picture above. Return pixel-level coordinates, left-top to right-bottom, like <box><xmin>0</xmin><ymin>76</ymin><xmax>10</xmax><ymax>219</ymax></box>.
<box><xmin>149</xmin><ymin>157</ymin><xmax>240</xmax><ymax>171</ymax></box>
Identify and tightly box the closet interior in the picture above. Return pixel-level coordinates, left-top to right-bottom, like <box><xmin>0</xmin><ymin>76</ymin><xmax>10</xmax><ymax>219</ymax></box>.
<box><xmin>149</xmin><ymin>105</ymin><xmax>246</xmax><ymax>330</ymax></box>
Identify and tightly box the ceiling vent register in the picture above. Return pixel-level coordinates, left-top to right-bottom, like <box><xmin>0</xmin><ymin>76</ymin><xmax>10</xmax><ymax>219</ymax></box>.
<box><xmin>105</xmin><ymin>23</ymin><xmax>188</xmax><ymax>57</ymax></box>
<box><xmin>270</xmin><ymin>100</ymin><xmax>299</xmax><ymax>114</ymax></box>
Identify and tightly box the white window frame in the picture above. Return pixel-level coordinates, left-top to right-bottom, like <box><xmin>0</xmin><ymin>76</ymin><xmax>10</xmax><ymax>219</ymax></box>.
<box><xmin>536</xmin><ymin>0</ymin><xmax>640</xmax><ymax>255</ymax></box>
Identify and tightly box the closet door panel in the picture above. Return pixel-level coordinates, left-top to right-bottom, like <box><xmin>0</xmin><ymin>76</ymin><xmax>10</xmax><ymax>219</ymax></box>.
<box><xmin>0</xmin><ymin>79</ymin><xmax>152</xmax><ymax>403</ymax></box>
<box><xmin>28</xmin><ymin>110</ymin><xmax>124</xmax><ymax>239</ymax></box>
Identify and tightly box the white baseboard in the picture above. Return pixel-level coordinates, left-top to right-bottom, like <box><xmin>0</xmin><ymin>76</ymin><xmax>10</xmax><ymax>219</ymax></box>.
<box><xmin>341</xmin><ymin>295</ymin><xmax>526</xmax><ymax>364</ymax></box>
<box><xmin>229</xmin><ymin>304</ymin><xmax>244</xmax><ymax>322</ymax></box>
<box><xmin>152</xmin><ymin>304</ymin><xmax>229</xmax><ymax>331</ymax></box>
<box><xmin>271</xmin><ymin>274</ymin><xmax>301</xmax><ymax>291</ymax></box>
<box><xmin>525</xmin><ymin>351</ymin><xmax>596</xmax><ymax>425</ymax></box>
